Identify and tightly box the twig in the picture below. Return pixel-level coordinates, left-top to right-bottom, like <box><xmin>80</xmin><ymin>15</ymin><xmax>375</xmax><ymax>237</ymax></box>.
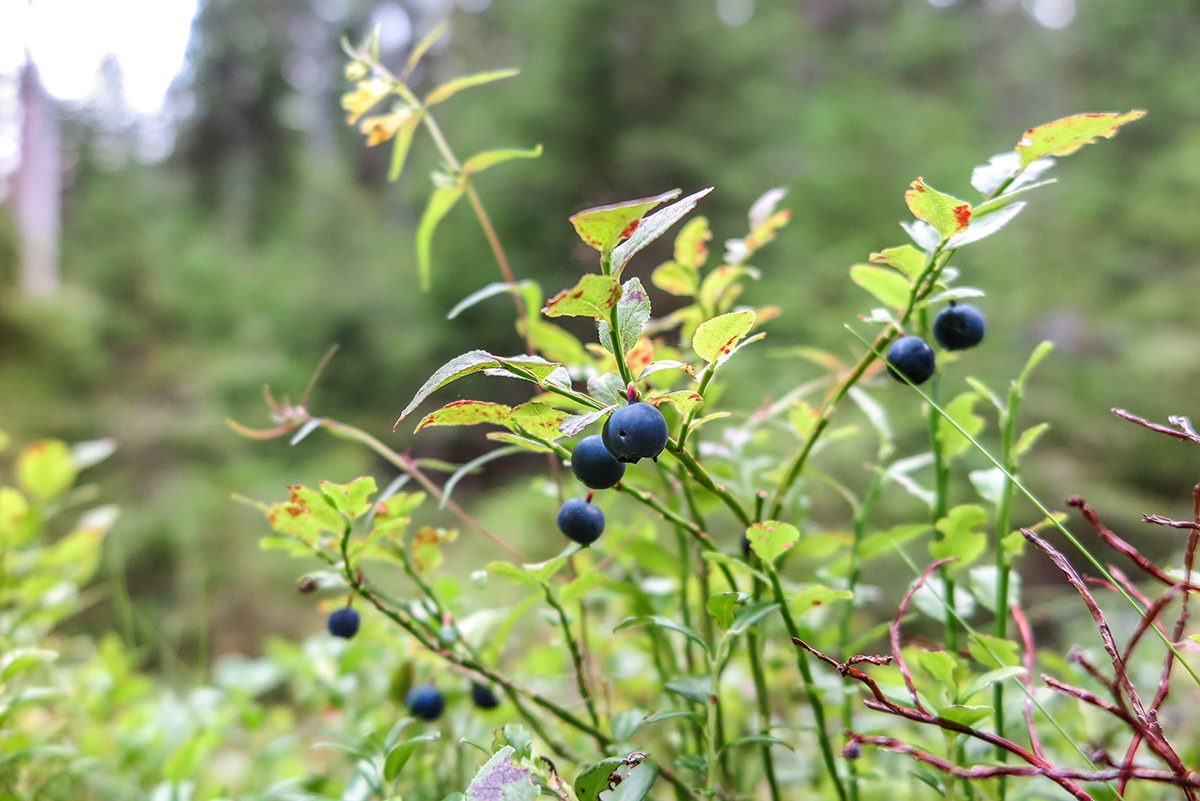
<box><xmin>1111</xmin><ymin>409</ymin><xmax>1200</xmax><ymax>445</ymax></box>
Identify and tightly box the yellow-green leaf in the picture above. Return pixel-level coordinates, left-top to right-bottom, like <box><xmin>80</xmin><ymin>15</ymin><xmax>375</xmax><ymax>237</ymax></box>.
<box><xmin>0</xmin><ymin>487</ymin><xmax>33</xmax><ymax>547</ymax></box>
<box><xmin>745</xmin><ymin>520</ymin><xmax>799</xmax><ymax>566</ymax></box>
<box><xmin>17</xmin><ymin>439</ymin><xmax>76</xmax><ymax>501</ymax></box>
<box><xmin>904</xmin><ymin>177</ymin><xmax>972</xmax><ymax>238</ymax></box>
<box><xmin>1016</xmin><ymin>110</ymin><xmax>1146</xmax><ymax>166</ymax></box>
<box><xmin>416</xmin><ymin>401</ymin><xmax>514</xmax><ymax>432</ymax></box>
<box><xmin>568</xmin><ymin>189</ymin><xmax>679</xmax><ymax>253</ymax></box>
<box><xmin>510</xmin><ymin>401</ymin><xmax>568</xmax><ymax>441</ymax></box>
<box><xmin>416</xmin><ymin>185</ymin><xmax>465</xmax><ymax>291</ymax></box>
<box><xmin>320</xmin><ymin>476</ymin><xmax>378</xmax><ymax>521</ymax></box>
<box><xmin>542</xmin><ymin>274</ymin><xmax>622</xmax><ymax>320</ymax></box>
<box><xmin>692</xmin><ymin>310</ymin><xmax>755</xmax><ymax>363</ymax></box>
<box><xmin>404</xmin><ymin>21</ymin><xmax>447</xmax><ymax>77</ymax></box>
<box><xmin>849</xmin><ymin>263</ymin><xmax>911</xmax><ymax>311</ymax></box>
<box><xmin>869</xmin><ymin>244</ymin><xmax>926</xmax><ymax>279</ymax></box>
<box><xmin>424</xmin><ymin>68</ymin><xmax>519</xmax><ymax>106</ymax></box>
<box><xmin>674</xmin><ymin>216</ymin><xmax>711</xmax><ymax>269</ymax></box>
<box><xmin>463</xmin><ymin>144</ymin><xmax>543</xmax><ymax>176</ymax></box>
<box><xmin>387</xmin><ymin>110</ymin><xmax>423</xmax><ymax>182</ymax></box>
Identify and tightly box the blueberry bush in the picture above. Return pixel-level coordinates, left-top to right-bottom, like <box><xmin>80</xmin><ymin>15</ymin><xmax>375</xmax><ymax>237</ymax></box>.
<box><xmin>223</xmin><ymin>22</ymin><xmax>1200</xmax><ymax>801</ymax></box>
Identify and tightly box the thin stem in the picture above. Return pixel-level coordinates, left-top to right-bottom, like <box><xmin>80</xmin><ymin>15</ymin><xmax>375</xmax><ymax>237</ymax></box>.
<box><xmin>542</xmin><ymin>583</ymin><xmax>603</xmax><ymax>737</ymax></box>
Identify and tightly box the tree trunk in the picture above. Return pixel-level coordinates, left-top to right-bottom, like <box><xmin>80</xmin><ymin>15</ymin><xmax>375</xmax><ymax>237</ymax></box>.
<box><xmin>12</xmin><ymin>60</ymin><xmax>61</xmax><ymax>297</ymax></box>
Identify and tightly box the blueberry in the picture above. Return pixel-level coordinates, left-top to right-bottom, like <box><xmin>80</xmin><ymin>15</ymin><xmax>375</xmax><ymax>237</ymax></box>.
<box><xmin>405</xmin><ymin>683</ymin><xmax>445</xmax><ymax>721</ymax></box>
<box><xmin>602</xmin><ymin>401</ymin><xmax>669</xmax><ymax>463</ymax></box>
<box><xmin>571</xmin><ymin>434</ymin><xmax>626</xmax><ymax>489</ymax></box>
<box><xmin>933</xmin><ymin>303</ymin><xmax>986</xmax><ymax>351</ymax></box>
<box><xmin>327</xmin><ymin>606</ymin><xmax>360</xmax><ymax>639</ymax></box>
<box><xmin>471</xmin><ymin>681</ymin><xmax>501</xmax><ymax>710</ymax></box>
<box><xmin>886</xmin><ymin>335</ymin><xmax>936</xmax><ymax>385</ymax></box>
<box><xmin>557</xmin><ymin>497</ymin><xmax>605</xmax><ymax>546</ymax></box>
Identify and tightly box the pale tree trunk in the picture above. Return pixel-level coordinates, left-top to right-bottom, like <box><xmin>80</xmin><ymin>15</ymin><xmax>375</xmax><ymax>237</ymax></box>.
<box><xmin>12</xmin><ymin>60</ymin><xmax>61</xmax><ymax>297</ymax></box>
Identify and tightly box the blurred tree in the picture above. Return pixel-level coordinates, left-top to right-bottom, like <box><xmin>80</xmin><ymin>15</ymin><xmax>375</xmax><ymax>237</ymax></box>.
<box><xmin>12</xmin><ymin>61</ymin><xmax>61</xmax><ymax>296</ymax></box>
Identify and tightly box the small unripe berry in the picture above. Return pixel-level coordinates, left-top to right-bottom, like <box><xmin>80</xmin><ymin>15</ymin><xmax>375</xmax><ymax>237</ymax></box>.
<box><xmin>933</xmin><ymin>303</ymin><xmax>986</xmax><ymax>351</ymax></box>
<box><xmin>602</xmin><ymin>401</ymin><xmax>669</xmax><ymax>463</ymax></box>
<box><xmin>471</xmin><ymin>681</ymin><xmax>501</xmax><ymax>709</ymax></box>
<box><xmin>405</xmin><ymin>683</ymin><xmax>445</xmax><ymax>721</ymax></box>
<box><xmin>570</xmin><ymin>434</ymin><xmax>626</xmax><ymax>489</ymax></box>
<box><xmin>327</xmin><ymin>606</ymin><xmax>360</xmax><ymax>639</ymax></box>
<box><xmin>886</xmin><ymin>335</ymin><xmax>936</xmax><ymax>385</ymax></box>
<box><xmin>557</xmin><ymin>497</ymin><xmax>605</xmax><ymax>546</ymax></box>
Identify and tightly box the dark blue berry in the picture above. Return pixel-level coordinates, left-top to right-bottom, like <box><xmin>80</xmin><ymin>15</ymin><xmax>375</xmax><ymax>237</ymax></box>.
<box><xmin>602</xmin><ymin>401</ymin><xmax>669</xmax><ymax>463</ymax></box>
<box><xmin>471</xmin><ymin>682</ymin><xmax>501</xmax><ymax>710</ymax></box>
<box><xmin>933</xmin><ymin>303</ymin><xmax>986</xmax><ymax>351</ymax></box>
<box><xmin>571</xmin><ymin>434</ymin><xmax>626</xmax><ymax>489</ymax></box>
<box><xmin>327</xmin><ymin>606</ymin><xmax>360</xmax><ymax>639</ymax></box>
<box><xmin>886</xmin><ymin>335</ymin><xmax>936</xmax><ymax>385</ymax></box>
<box><xmin>557</xmin><ymin>497</ymin><xmax>605</xmax><ymax>546</ymax></box>
<box><xmin>405</xmin><ymin>683</ymin><xmax>445</xmax><ymax>721</ymax></box>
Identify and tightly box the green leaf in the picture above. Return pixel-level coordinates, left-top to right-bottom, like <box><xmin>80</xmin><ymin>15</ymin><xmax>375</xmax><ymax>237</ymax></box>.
<box><xmin>849</xmin><ymin>263</ymin><xmax>911</xmax><ymax>311</ymax></box>
<box><xmin>946</xmin><ymin>202</ymin><xmax>1026</xmax><ymax>248</ymax></box>
<box><xmin>692</xmin><ymin>310</ymin><xmax>755</xmax><ymax>363</ymax></box>
<box><xmin>930</xmin><ymin>505</ymin><xmax>989</xmax><ymax>570</ymax></box>
<box><xmin>904</xmin><ymin>177</ymin><xmax>972</xmax><ymax>238</ymax></box>
<box><xmin>674</xmin><ymin>216</ymin><xmax>711</xmax><ymax>269</ymax></box>
<box><xmin>607</xmin><ymin>762</ymin><xmax>658</xmax><ymax>801</ymax></box>
<box><xmin>542</xmin><ymin>274</ymin><xmax>623</xmax><ymax>320</ymax></box>
<box><xmin>967</xmin><ymin>634</ymin><xmax>1022</xmax><ymax>670</ymax></box>
<box><xmin>611</xmin><ymin>708</ymin><xmax>648</xmax><ymax>742</ymax></box>
<box><xmin>320</xmin><ymin>476</ymin><xmax>378</xmax><ymax>521</ymax></box>
<box><xmin>1013</xmin><ymin>422</ymin><xmax>1050</xmax><ymax>458</ymax></box>
<box><xmin>0</xmin><ymin>648</ymin><xmax>58</xmax><ymax>681</ymax></box>
<box><xmin>465</xmin><ymin>745</ymin><xmax>538</xmax><ymax>801</ymax></box>
<box><xmin>664</xmin><ymin>675</ymin><xmax>711</xmax><ymax>705</ymax></box>
<box><xmin>574</xmin><ymin>758</ymin><xmax>629</xmax><ymax>801</ymax></box>
<box><xmin>425</xmin><ymin>68</ymin><xmax>520</xmax><ymax>106</ymax></box>
<box><xmin>17</xmin><ymin>440</ymin><xmax>75</xmax><ymax>500</ymax></box>
<box><xmin>1016</xmin><ymin>340</ymin><xmax>1055</xmax><ymax>388</ymax></box>
<box><xmin>397</xmin><ymin>351</ymin><xmax>563</xmax><ymax>426</ymax></box>
<box><xmin>416</xmin><ymin>185</ymin><xmax>465</xmax><ymax>291</ymax></box>
<box><xmin>416</xmin><ymin>400</ymin><xmax>514</xmax><ymax>432</ymax></box>
<box><xmin>1016</xmin><ymin>110</ymin><xmax>1146</xmax><ymax>166</ymax></box>
<box><xmin>917</xmin><ymin>649</ymin><xmax>960</xmax><ymax>691</ymax></box>
<box><xmin>598</xmin><ymin>278</ymin><xmax>652</xmax><ymax>354</ymax></box>
<box><xmin>383</xmin><ymin>732</ymin><xmax>440</xmax><ymax>781</ymax></box>
<box><xmin>405</xmin><ymin>21</ymin><xmax>447</xmax><ymax>77</ymax></box>
<box><xmin>510</xmin><ymin>401</ymin><xmax>568</xmax><ymax>441</ymax></box>
<box><xmin>728</xmin><ymin>600</ymin><xmax>779</xmax><ymax>636</ymax></box>
<box><xmin>615</xmin><ymin>616</ymin><xmax>710</xmax><ymax>656</ymax></box>
<box><xmin>0</xmin><ymin>487</ymin><xmax>33</xmax><ymax>548</ymax></box>
<box><xmin>745</xmin><ymin>520</ymin><xmax>799</xmax><ymax>566</ymax></box>
<box><xmin>937</xmin><ymin>705</ymin><xmax>991</xmax><ymax>728</ymax></box>
<box><xmin>961</xmin><ymin>666</ymin><xmax>1027</xmax><ymax>702</ymax></box>
<box><xmin>936</xmin><ymin>392</ymin><xmax>985</xmax><ymax>462</ymax></box>
<box><xmin>788</xmin><ymin>584</ymin><xmax>853</xmax><ymax>618</ymax></box>
<box><xmin>387</xmin><ymin>110</ymin><xmax>423</xmax><ymax>182</ymax></box>
<box><xmin>869</xmin><ymin>244</ymin><xmax>926</xmax><ymax>280</ymax></box>
<box><xmin>651</xmin><ymin>260</ymin><xmax>700</xmax><ymax>297</ymax></box>
<box><xmin>706</xmin><ymin>592</ymin><xmax>749</xmax><ymax>629</ymax></box>
<box><xmin>485</xmin><ymin>561</ymin><xmax>539</xmax><ymax>588</ymax></box>
<box><xmin>720</xmin><ymin>735</ymin><xmax>795</xmax><ymax>755</ymax></box>
<box><xmin>569</xmin><ymin>189</ymin><xmax>679</xmax><ymax>253</ymax></box>
<box><xmin>463</xmin><ymin>145</ymin><xmax>543</xmax><ymax>176</ymax></box>
<box><xmin>448</xmin><ymin>281</ymin><xmax>538</xmax><ymax>320</ymax></box>
<box><xmin>612</xmin><ymin>187</ymin><xmax>713</xmax><ymax>274</ymax></box>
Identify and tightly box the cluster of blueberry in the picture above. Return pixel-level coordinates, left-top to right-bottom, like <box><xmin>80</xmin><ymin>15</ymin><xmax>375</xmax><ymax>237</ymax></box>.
<box><xmin>885</xmin><ymin>302</ymin><xmax>986</xmax><ymax>385</ymax></box>
<box><xmin>557</xmin><ymin>400</ymin><xmax>670</xmax><ymax>546</ymax></box>
<box><xmin>325</xmin><ymin>606</ymin><xmax>501</xmax><ymax>718</ymax></box>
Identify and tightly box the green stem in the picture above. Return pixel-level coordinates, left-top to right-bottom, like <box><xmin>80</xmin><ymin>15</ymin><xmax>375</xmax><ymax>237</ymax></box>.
<box><xmin>542</xmin><ymin>583</ymin><xmax>603</xmax><ymax>737</ymax></box>
<box><xmin>747</xmin><ymin>618</ymin><xmax>783</xmax><ymax>801</ymax></box>
<box><xmin>668</xmin><ymin>442</ymin><xmax>752</xmax><ymax>527</ymax></box>
<box><xmin>926</xmin><ymin>371</ymin><xmax>958</xmax><ymax>654</ymax></box>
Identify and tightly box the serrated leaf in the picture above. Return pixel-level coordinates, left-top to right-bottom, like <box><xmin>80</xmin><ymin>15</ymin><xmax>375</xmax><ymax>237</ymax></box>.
<box><xmin>904</xmin><ymin>178</ymin><xmax>972</xmax><ymax>238</ymax></box>
<box><xmin>931</xmin><ymin>504</ymin><xmax>988</xmax><ymax>569</ymax></box>
<box><xmin>598</xmin><ymin>278</ymin><xmax>652</xmax><ymax>354</ymax></box>
<box><xmin>543</xmin><ymin>274</ymin><xmax>622</xmax><ymax>320</ymax></box>
<box><xmin>570</xmin><ymin>190</ymin><xmax>679</xmax><ymax>253</ymax></box>
<box><xmin>850</xmin><ymin>263</ymin><xmax>911</xmax><ymax>310</ymax></box>
<box><xmin>745</xmin><ymin>520</ymin><xmax>799</xmax><ymax>566</ymax></box>
<box><xmin>465</xmin><ymin>745</ymin><xmax>538</xmax><ymax>801</ymax></box>
<box><xmin>869</xmin><ymin>244</ymin><xmax>926</xmax><ymax>279</ymax></box>
<box><xmin>416</xmin><ymin>401</ymin><xmax>514</xmax><ymax>432</ymax></box>
<box><xmin>613</xmin><ymin>187</ymin><xmax>713</xmax><ymax>273</ymax></box>
<box><xmin>692</xmin><ymin>310</ymin><xmax>755</xmax><ymax>363</ymax></box>
<box><xmin>510</xmin><ymin>401</ymin><xmax>568</xmax><ymax>441</ymax></box>
<box><xmin>463</xmin><ymin>145</ymin><xmax>543</xmax><ymax>176</ymax></box>
<box><xmin>320</xmin><ymin>476</ymin><xmax>378</xmax><ymax>521</ymax></box>
<box><xmin>936</xmin><ymin>392</ymin><xmax>985</xmax><ymax>462</ymax></box>
<box><xmin>615</xmin><ymin>616</ymin><xmax>710</xmax><ymax>655</ymax></box>
<box><xmin>425</xmin><ymin>68</ymin><xmax>519</xmax><ymax>106</ymax></box>
<box><xmin>1016</xmin><ymin>110</ymin><xmax>1146</xmax><ymax>166</ymax></box>
<box><xmin>416</xmin><ymin>185</ymin><xmax>465</xmax><ymax>291</ymax></box>
<box><xmin>384</xmin><ymin>732</ymin><xmax>440</xmax><ymax>781</ymax></box>
<box><xmin>17</xmin><ymin>440</ymin><xmax>75</xmax><ymax>500</ymax></box>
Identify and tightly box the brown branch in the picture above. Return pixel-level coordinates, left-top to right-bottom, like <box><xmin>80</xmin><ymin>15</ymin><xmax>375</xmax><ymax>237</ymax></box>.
<box><xmin>890</xmin><ymin>558</ymin><xmax>954</xmax><ymax>713</ymax></box>
<box><xmin>1112</xmin><ymin>408</ymin><xmax>1200</xmax><ymax>445</ymax></box>
<box><xmin>1011</xmin><ymin>602</ymin><xmax>1046</xmax><ymax>760</ymax></box>
<box><xmin>1068</xmin><ymin>496</ymin><xmax>1174</xmax><ymax>586</ymax></box>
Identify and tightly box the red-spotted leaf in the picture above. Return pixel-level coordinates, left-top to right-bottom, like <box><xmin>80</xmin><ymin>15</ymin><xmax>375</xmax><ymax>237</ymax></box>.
<box><xmin>17</xmin><ymin>439</ymin><xmax>76</xmax><ymax>500</ymax></box>
<box><xmin>692</xmin><ymin>310</ymin><xmax>755</xmax><ymax>363</ymax></box>
<box><xmin>415</xmin><ymin>401</ymin><xmax>514</xmax><ymax>432</ymax></box>
<box><xmin>598</xmin><ymin>278</ymin><xmax>652</xmax><ymax>354</ymax></box>
<box><xmin>320</xmin><ymin>476</ymin><xmax>378</xmax><ymax>521</ymax></box>
<box><xmin>612</xmin><ymin>187</ymin><xmax>713</xmax><ymax>273</ymax></box>
<box><xmin>509</xmin><ymin>402</ymin><xmax>568</xmax><ymax>441</ymax></box>
<box><xmin>542</xmin><ymin>274</ymin><xmax>622</xmax><ymax>320</ymax></box>
<box><xmin>905</xmin><ymin>177</ymin><xmax>972</xmax><ymax>238</ymax></box>
<box><xmin>396</xmin><ymin>351</ymin><xmax>563</xmax><ymax>427</ymax></box>
<box><xmin>568</xmin><ymin>189</ymin><xmax>679</xmax><ymax>253</ymax></box>
<box><xmin>1016</xmin><ymin>110</ymin><xmax>1146</xmax><ymax>166</ymax></box>
<box><xmin>674</xmin><ymin>216</ymin><xmax>711</xmax><ymax>269</ymax></box>
<box><xmin>746</xmin><ymin>520</ymin><xmax>799</xmax><ymax>566</ymax></box>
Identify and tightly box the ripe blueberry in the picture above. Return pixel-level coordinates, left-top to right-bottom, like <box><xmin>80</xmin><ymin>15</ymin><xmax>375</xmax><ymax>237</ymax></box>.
<box><xmin>471</xmin><ymin>681</ymin><xmax>501</xmax><ymax>710</ymax></box>
<box><xmin>571</xmin><ymin>434</ymin><xmax>626</xmax><ymax>489</ymax></box>
<box><xmin>886</xmin><ymin>335</ymin><xmax>936</xmax><ymax>385</ymax></box>
<box><xmin>602</xmin><ymin>401</ymin><xmax>669</xmax><ymax>463</ymax></box>
<box><xmin>327</xmin><ymin>606</ymin><xmax>360</xmax><ymax>639</ymax></box>
<box><xmin>405</xmin><ymin>683</ymin><xmax>445</xmax><ymax>721</ymax></box>
<box><xmin>557</xmin><ymin>497</ymin><xmax>605</xmax><ymax>546</ymax></box>
<box><xmin>933</xmin><ymin>303</ymin><xmax>986</xmax><ymax>351</ymax></box>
